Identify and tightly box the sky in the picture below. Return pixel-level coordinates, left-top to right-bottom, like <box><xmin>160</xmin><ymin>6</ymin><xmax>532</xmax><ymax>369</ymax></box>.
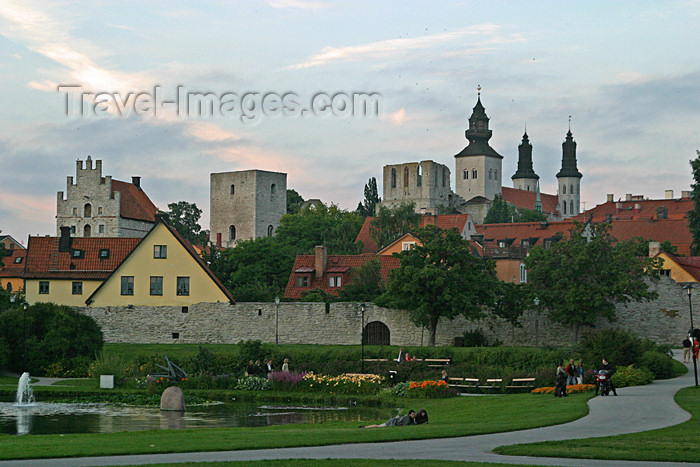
<box><xmin>2</xmin><ymin>0</ymin><xmax>700</xmax><ymax>243</ymax></box>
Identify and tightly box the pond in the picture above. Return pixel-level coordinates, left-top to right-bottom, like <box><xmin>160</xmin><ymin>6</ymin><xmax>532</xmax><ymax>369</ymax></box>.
<box><xmin>0</xmin><ymin>401</ymin><xmax>392</xmax><ymax>435</ymax></box>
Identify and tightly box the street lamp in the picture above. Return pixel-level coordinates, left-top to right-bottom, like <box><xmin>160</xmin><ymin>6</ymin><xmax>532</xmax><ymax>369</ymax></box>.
<box><xmin>533</xmin><ymin>297</ymin><xmax>540</xmax><ymax>347</ymax></box>
<box><xmin>682</xmin><ymin>284</ymin><xmax>699</xmax><ymax>387</ymax></box>
<box><xmin>274</xmin><ymin>296</ymin><xmax>280</xmax><ymax>346</ymax></box>
<box><xmin>360</xmin><ymin>303</ymin><xmax>366</xmax><ymax>373</ymax></box>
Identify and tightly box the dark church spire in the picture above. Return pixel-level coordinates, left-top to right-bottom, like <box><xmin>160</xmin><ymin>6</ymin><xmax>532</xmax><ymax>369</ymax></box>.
<box><xmin>556</xmin><ymin>128</ymin><xmax>582</xmax><ymax>179</ymax></box>
<box><xmin>455</xmin><ymin>86</ymin><xmax>502</xmax><ymax>159</ymax></box>
<box><xmin>512</xmin><ymin>130</ymin><xmax>539</xmax><ymax>181</ymax></box>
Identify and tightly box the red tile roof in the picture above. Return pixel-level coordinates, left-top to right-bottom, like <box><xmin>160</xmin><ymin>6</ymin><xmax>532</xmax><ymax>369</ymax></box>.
<box><xmin>665</xmin><ymin>254</ymin><xmax>700</xmax><ymax>282</ymax></box>
<box><xmin>355</xmin><ymin>214</ymin><xmax>472</xmax><ymax>254</ymax></box>
<box><xmin>284</xmin><ymin>254</ymin><xmax>401</xmax><ymax>299</ymax></box>
<box><xmin>23</xmin><ymin>236</ymin><xmax>141</xmax><ymax>280</ymax></box>
<box><xmin>0</xmin><ymin>249</ymin><xmax>27</xmax><ymax>278</ymax></box>
<box><xmin>578</xmin><ymin>197</ymin><xmax>692</xmax><ymax>222</ymax></box>
<box><xmin>501</xmin><ymin>187</ymin><xmax>560</xmax><ymax>215</ymax></box>
<box><xmin>476</xmin><ymin>220</ymin><xmax>576</xmax><ymax>249</ymax></box>
<box><xmin>111</xmin><ymin>180</ymin><xmax>159</xmax><ymax>222</ymax></box>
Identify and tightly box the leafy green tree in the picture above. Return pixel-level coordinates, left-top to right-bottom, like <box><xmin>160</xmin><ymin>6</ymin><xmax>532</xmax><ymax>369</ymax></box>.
<box><xmin>369</xmin><ymin>202</ymin><xmax>421</xmax><ymax>250</ymax></box>
<box><xmin>337</xmin><ymin>259</ymin><xmax>384</xmax><ymax>302</ymax></box>
<box><xmin>287</xmin><ymin>189</ymin><xmax>304</xmax><ymax>215</ymax></box>
<box><xmin>629</xmin><ymin>237</ymin><xmax>679</xmax><ymax>257</ymax></box>
<box><xmin>376</xmin><ymin>225</ymin><xmax>498</xmax><ymax>346</ymax></box>
<box><xmin>689</xmin><ymin>150</ymin><xmax>700</xmax><ymax>255</ymax></box>
<box><xmin>166</xmin><ymin>201</ymin><xmax>207</xmax><ymax>246</ymax></box>
<box><xmin>357</xmin><ymin>177</ymin><xmax>381</xmax><ymax>217</ymax></box>
<box><xmin>493</xmin><ymin>282</ymin><xmax>530</xmax><ymax>329</ymax></box>
<box><xmin>484</xmin><ymin>194</ymin><xmax>547</xmax><ymax>224</ymax></box>
<box><xmin>524</xmin><ymin>222</ymin><xmax>660</xmax><ymax>341</ymax></box>
<box><xmin>0</xmin><ymin>302</ymin><xmax>103</xmax><ymax>375</ymax></box>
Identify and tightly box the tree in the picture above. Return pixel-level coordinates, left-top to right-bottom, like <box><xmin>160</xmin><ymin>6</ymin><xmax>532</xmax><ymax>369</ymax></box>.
<box><xmin>484</xmin><ymin>194</ymin><xmax>547</xmax><ymax>224</ymax></box>
<box><xmin>369</xmin><ymin>202</ymin><xmax>421</xmax><ymax>250</ymax></box>
<box><xmin>357</xmin><ymin>177</ymin><xmax>381</xmax><ymax>217</ymax></box>
<box><xmin>689</xmin><ymin>150</ymin><xmax>700</xmax><ymax>255</ymax></box>
<box><xmin>523</xmin><ymin>222</ymin><xmax>660</xmax><ymax>341</ymax></box>
<box><xmin>376</xmin><ymin>225</ymin><xmax>498</xmax><ymax>346</ymax></box>
<box><xmin>337</xmin><ymin>259</ymin><xmax>384</xmax><ymax>302</ymax></box>
<box><xmin>166</xmin><ymin>201</ymin><xmax>207</xmax><ymax>246</ymax></box>
<box><xmin>287</xmin><ymin>189</ymin><xmax>304</xmax><ymax>215</ymax></box>
<box><xmin>493</xmin><ymin>282</ymin><xmax>530</xmax><ymax>329</ymax></box>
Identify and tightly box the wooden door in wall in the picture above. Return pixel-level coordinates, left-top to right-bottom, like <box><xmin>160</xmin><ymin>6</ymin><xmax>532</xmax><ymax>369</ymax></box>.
<box><xmin>363</xmin><ymin>321</ymin><xmax>390</xmax><ymax>346</ymax></box>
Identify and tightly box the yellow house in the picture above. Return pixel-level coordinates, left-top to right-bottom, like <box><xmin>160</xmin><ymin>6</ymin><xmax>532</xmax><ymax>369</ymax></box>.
<box><xmin>375</xmin><ymin>233</ymin><xmax>422</xmax><ymax>256</ymax></box>
<box><xmin>86</xmin><ymin>219</ymin><xmax>233</xmax><ymax>307</ymax></box>
<box><xmin>653</xmin><ymin>251</ymin><xmax>700</xmax><ymax>284</ymax></box>
<box><xmin>1</xmin><ymin>248</ymin><xmax>26</xmax><ymax>293</ymax></box>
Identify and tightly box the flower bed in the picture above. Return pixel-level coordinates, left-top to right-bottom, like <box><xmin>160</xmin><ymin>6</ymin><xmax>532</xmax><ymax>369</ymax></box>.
<box><xmin>300</xmin><ymin>372</ymin><xmax>384</xmax><ymax>395</ymax></box>
<box><xmin>407</xmin><ymin>380</ymin><xmax>453</xmax><ymax>398</ymax></box>
<box><xmin>531</xmin><ymin>384</ymin><xmax>595</xmax><ymax>394</ymax></box>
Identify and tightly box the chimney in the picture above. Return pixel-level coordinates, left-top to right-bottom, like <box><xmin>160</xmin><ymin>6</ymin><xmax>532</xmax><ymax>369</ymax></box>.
<box><xmin>649</xmin><ymin>241</ymin><xmax>661</xmax><ymax>258</ymax></box>
<box><xmin>665</xmin><ymin>190</ymin><xmax>674</xmax><ymax>199</ymax></box>
<box><xmin>132</xmin><ymin>176</ymin><xmax>141</xmax><ymax>189</ymax></box>
<box><xmin>682</xmin><ymin>190</ymin><xmax>691</xmax><ymax>198</ymax></box>
<box><xmin>59</xmin><ymin>226</ymin><xmax>72</xmax><ymax>252</ymax></box>
<box><xmin>625</xmin><ymin>193</ymin><xmax>632</xmax><ymax>201</ymax></box>
<box><xmin>607</xmin><ymin>194</ymin><xmax>614</xmax><ymax>202</ymax></box>
<box><xmin>315</xmin><ymin>245</ymin><xmax>327</xmax><ymax>278</ymax></box>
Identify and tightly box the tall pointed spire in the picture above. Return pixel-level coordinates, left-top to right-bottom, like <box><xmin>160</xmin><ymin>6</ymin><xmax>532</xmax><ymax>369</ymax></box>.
<box><xmin>534</xmin><ymin>181</ymin><xmax>542</xmax><ymax>212</ymax></box>
<box><xmin>512</xmin><ymin>130</ymin><xmax>539</xmax><ymax>182</ymax></box>
<box><xmin>556</xmin><ymin>128</ymin><xmax>582</xmax><ymax>179</ymax></box>
<box><xmin>455</xmin><ymin>86</ymin><xmax>502</xmax><ymax>159</ymax></box>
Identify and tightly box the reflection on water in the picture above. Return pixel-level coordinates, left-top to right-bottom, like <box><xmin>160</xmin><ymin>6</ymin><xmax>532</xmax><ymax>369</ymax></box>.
<box><xmin>0</xmin><ymin>401</ymin><xmax>389</xmax><ymax>436</ymax></box>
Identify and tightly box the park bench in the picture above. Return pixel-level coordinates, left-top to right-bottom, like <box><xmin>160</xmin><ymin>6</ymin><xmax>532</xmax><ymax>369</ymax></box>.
<box><xmin>361</xmin><ymin>358</ymin><xmax>388</xmax><ymax>362</ymax></box>
<box><xmin>506</xmin><ymin>377</ymin><xmax>536</xmax><ymax>391</ymax></box>
<box><xmin>447</xmin><ymin>377</ymin><xmax>480</xmax><ymax>392</ymax></box>
<box><xmin>423</xmin><ymin>358</ymin><xmax>451</xmax><ymax>368</ymax></box>
<box><xmin>479</xmin><ymin>378</ymin><xmax>503</xmax><ymax>391</ymax></box>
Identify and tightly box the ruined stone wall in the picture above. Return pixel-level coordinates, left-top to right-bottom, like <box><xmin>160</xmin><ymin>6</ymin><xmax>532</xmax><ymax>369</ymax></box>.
<box><xmin>78</xmin><ymin>276</ymin><xmax>694</xmax><ymax>346</ymax></box>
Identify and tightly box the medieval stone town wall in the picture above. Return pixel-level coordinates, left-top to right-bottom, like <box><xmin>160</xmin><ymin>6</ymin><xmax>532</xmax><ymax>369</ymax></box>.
<box><xmin>79</xmin><ymin>276</ymin><xmax>693</xmax><ymax>347</ymax></box>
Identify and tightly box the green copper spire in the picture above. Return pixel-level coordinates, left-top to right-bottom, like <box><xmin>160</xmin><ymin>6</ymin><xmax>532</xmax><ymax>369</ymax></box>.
<box><xmin>534</xmin><ymin>181</ymin><xmax>542</xmax><ymax>212</ymax></box>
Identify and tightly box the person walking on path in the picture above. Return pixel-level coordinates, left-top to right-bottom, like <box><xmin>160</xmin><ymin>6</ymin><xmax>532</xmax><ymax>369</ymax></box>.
<box><xmin>281</xmin><ymin>358</ymin><xmax>290</xmax><ymax>372</ymax></box>
<box><xmin>683</xmin><ymin>336</ymin><xmax>692</xmax><ymax>363</ymax></box>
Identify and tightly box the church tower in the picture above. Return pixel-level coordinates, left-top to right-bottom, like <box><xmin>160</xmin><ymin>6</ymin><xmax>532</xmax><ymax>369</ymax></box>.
<box><xmin>556</xmin><ymin>128</ymin><xmax>582</xmax><ymax>218</ymax></box>
<box><xmin>511</xmin><ymin>131</ymin><xmax>539</xmax><ymax>192</ymax></box>
<box><xmin>454</xmin><ymin>89</ymin><xmax>503</xmax><ymax>202</ymax></box>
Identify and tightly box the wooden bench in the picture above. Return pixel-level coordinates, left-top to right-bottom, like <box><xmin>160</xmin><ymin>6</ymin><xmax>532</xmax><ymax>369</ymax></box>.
<box><xmin>423</xmin><ymin>358</ymin><xmax>451</xmax><ymax>368</ymax></box>
<box><xmin>479</xmin><ymin>378</ymin><xmax>503</xmax><ymax>391</ymax></box>
<box><xmin>506</xmin><ymin>377</ymin><xmax>536</xmax><ymax>391</ymax></box>
<box><xmin>361</xmin><ymin>358</ymin><xmax>388</xmax><ymax>362</ymax></box>
<box><xmin>447</xmin><ymin>377</ymin><xmax>480</xmax><ymax>391</ymax></box>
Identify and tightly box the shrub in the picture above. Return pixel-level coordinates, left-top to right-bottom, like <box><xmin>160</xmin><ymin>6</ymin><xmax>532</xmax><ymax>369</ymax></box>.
<box><xmin>462</xmin><ymin>329</ymin><xmax>489</xmax><ymax>347</ymax></box>
<box><xmin>268</xmin><ymin>370</ymin><xmax>306</xmax><ymax>390</ymax></box>
<box><xmin>640</xmin><ymin>351</ymin><xmax>674</xmax><ymax>379</ymax></box>
<box><xmin>612</xmin><ymin>364</ymin><xmax>654</xmax><ymax>387</ymax></box>
<box><xmin>580</xmin><ymin>329</ymin><xmax>643</xmax><ymax>369</ymax></box>
<box><xmin>235</xmin><ymin>376</ymin><xmax>271</xmax><ymax>391</ymax></box>
<box><xmin>390</xmin><ymin>381</ymin><xmax>410</xmax><ymax>397</ymax></box>
<box><xmin>407</xmin><ymin>380</ymin><xmax>453</xmax><ymax>398</ymax></box>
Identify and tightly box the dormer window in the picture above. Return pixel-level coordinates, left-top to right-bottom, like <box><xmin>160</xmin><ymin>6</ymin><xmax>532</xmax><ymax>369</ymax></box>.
<box><xmin>71</xmin><ymin>249</ymin><xmax>84</xmax><ymax>259</ymax></box>
<box><xmin>14</xmin><ymin>257</ymin><xmax>23</xmax><ymax>264</ymax></box>
<box><xmin>99</xmin><ymin>249</ymin><xmax>110</xmax><ymax>259</ymax></box>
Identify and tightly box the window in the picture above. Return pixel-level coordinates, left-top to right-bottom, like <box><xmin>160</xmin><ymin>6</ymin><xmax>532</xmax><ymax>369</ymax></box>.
<box><xmin>98</xmin><ymin>224</ymin><xmax>105</xmax><ymax>234</ymax></box>
<box><xmin>182</xmin><ymin>306</ymin><xmax>189</xmax><ymax>313</ymax></box>
<box><xmin>150</xmin><ymin>276</ymin><xmax>163</xmax><ymax>296</ymax></box>
<box><xmin>83</xmin><ymin>224</ymin><xmax>91</xmax><ymax>237</ymax></box>
<box><xmin>563</xmin><ymin>201</ymin><xmax>567</xmax><ymax>215</ymax></box>
<box><xmin>271</xmin><ymin>183</ymin><xmax>276</xmax><ymax>194</ymax></box>
<box><xmin>121</xmin><ymin>276</ymin><xmax>134</xmax><ymax>295</ymax></box>
<box><xmin>72</xmin><ymin>207</ymin><xmax>78</xmax><ymax>216</ymax></box>
<box><xmin>71</xmin><ymin>249</ymin><xmax>84</xmax><ymax>259</ymax></box>
<box><xmin>402</xmin><ymin>241</ymin><xmax>416</xmax><ymax>251</ymax></box>
<box><xmin>72</xmin><ymin>281</ymin><xmax>83</xmax><ymax>295</ymax></box>
<box><xmin>172</xmin><ymin>332</ymin><xmax>179</xmax><ymax>339</ymax></box>
<box><xmin>296</xmin><ymin>276</ymin><xmax>309</xmax><ymax>287</ymax></box>
<box><xmin>229</xmin><ymin>225</ymin><xmax>236</xmax><ymax>241</ymax></box>
<box><xmin>153</xmin><ymin>245</ymin><xmax>167</xmax><ymax>258</ymax></box>
<box><xmin>6</xmin><ymin>282</ymin><xmax>11</xmax><ymax>292</ymax></box>
<box><xmin>176</xmin><ymin>277</ymin><xmax>190</xmax><ymax>296</ymax></box>
<box><xmin>562</xmin><ymin>184</ymin><xmax>566</xmax><ymax>194</ymax></box>
<box><xmin>98</xmin><ymin>206</ymin><xmax>103</xmax><ymax>215</ymax></box>
<box><xmin>489</xmin><ymin>169</ymin><xmax>492</xmax><ymax>180</ymax></box>
<box><xmin>521</xmin><ymin>239</ymin><xmax>530</xmax><ymax>248</ymax></box>
<box><xmin>99</xmin><ymin>249</ymin><xmax>109</xmax><ymax>259</ymax></box>
<box><xmin>70</xmin><ymin>226</ymin><xmax>76</xmax><ymax>234</ymax></box>
<box><xmin>570</xmin><ymin>200</ymin><xmax>574</xmax><ymax>215</ymax></box>
<box><xmin>570</xmin><ymin>184</ymin><xmax>574</xmax><ymax>194</ymax></box>
<box><xmin>230</xmin><ymin>184</ymin><xmax>235</xmax><ymax>195</ymax></box>
<box><xmin>403</xmin><ymin>166</ymin><xmax>409</xmax><ymax>187</ymax></box>
<box><xmin>84</xmin><ymin>204</ymin><xmax>92</xmax><ymax>217</ymax></box>
<box><xmin>472</xmin><ymin>169</ymin><xmax>477</xmax><ymax>179</ymax></box>
<box><xmin>498</xmin><ymin>240</ymin><xmax>506</xmax><ymax>248</ymax></box>
<box><xmin>267</xmin><ymin>225</ymin><xmax>274</xmax><ymax>237</ymax></box>
<box><xmin>495</xmin><ymin>169</ymin><xmax>498</xmax><ymax>180</ymax></box>
<box><xmin>39</xmin><ymin>281</ymin><xmax>49</xmax><ymax>294</ymax></box>
<box><xmin>417</xmin><ymin>166</ymin><xmax>422</xmax><ymax>187</ymax></box>
<box><xmin>519</xmin><ymin>263</ymin><xmax>527</xmax><ymax>283</ymax></box>
<box><xmin>328</xmin><ymin>276</ymin><xmax>343</xmax><ymax>287</ymax></box>
<box><xmin>442</xmin><ymin>167</ymin><xmax>447</xmax><ymax>187</ymax></box>
<box><xmin>14</xmin><ymin>256</ymin><xmax>23</xmax><ymax>264</ymax></box>
<box><xmin>391</xmin><ymin>168</ymin><xmax>396</xmax><ymax>188</ymax></box>
<box><xmin>463</xmin><ymin>170</ymin><xmax>468</xmax><ymax>180</ymax></box>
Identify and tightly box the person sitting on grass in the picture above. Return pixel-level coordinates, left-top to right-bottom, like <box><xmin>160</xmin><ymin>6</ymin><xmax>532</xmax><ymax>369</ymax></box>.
<box><xmin>360</xmin><ymin>409</ymin><xmax>429</xmax><ymax>428</ymax></box>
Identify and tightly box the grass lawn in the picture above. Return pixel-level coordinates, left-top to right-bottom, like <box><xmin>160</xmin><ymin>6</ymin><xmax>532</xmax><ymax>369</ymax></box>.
<box><xmin>146</xmin><ymin>461</ymin><xmax>516</xmax><ymax>466</ymax></box>
<box><xmin>495</xmin><ymin>386</ymin><xmax>700</xmax><ymax>463</ymax></box>
<box><xmin>0</xmin><ymin>392</ymin><xmax>592</xmax><ymax>460</ymax></box>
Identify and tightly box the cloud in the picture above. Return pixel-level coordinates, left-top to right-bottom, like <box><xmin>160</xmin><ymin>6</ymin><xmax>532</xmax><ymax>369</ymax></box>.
<box><xmin>288</xmin><ymin>24</ymin><xmax>501</xmax><ymax>69</ymax></box>
<box><xmin>266</xmin><ymin>0</ymin><xmax>330</xmax><ymax>9</ymax></box>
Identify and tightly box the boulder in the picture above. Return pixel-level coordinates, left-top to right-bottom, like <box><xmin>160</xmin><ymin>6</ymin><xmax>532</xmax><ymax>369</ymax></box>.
<box><xmin>160</xmin><ymin>386</ymin><xmax>186</xmax><ymax>412</ymax></box>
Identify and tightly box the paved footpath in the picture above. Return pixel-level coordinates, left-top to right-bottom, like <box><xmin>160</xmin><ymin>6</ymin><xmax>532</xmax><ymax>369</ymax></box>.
<box><xmin>2</xmin><ymin>352</ymin><xmax>699</xmax><ymax>467</ymax></box>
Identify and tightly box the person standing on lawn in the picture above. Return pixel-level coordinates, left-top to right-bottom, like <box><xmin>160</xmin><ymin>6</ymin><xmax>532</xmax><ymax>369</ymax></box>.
<box><xmin>555</xmin><ymin>361</ymin><xmax>568</xmax><ymax>397</ymax></box>
<box><xmin>565</xmin><ymin>359</ymin><xmax>577</xmax><ymax>386</ymax></box>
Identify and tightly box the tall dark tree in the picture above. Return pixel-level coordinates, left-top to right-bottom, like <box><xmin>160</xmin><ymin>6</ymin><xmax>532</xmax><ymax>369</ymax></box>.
<box><xmin>166</xmin><ymin>201</ymin><xmax>207</xmax><ymax>246</ymax></box>
<box><xmin>337</xmin><ymin>259</ymin><xmax>384</xmax><ymax>302</ymax></box>
<box><xmin>377</xmin><ymin>225</ymin><xmax>498</xmax><ymax>346</ymax></box>
<box><xmin>357</xmin><ymin>177</ymin><xmax>381</xmax><ymax>217</ymax></box>
<box><xmin>369</xmin><ymin>202</ymin><xmax>420</xmax><ymax>250</ymax></box>
<box><xmin>287</xmin><ymin>189</ymin><xmax>304</xmax><ymax>215</ymax></box>
<box><xmin>493</xmin><ymin>282</ymin><xmax>530</xmax><ymax>329</ymax></box>
<box><xmin>524</xmin><ymin>222</ymin><xmax>660</xmax><ymax>341</ymax></box>
<box><xmin>484</xmin><ymin>194</ymin><xmax>547</xmax><ymax>224</ymax></box>
<box><xmin>689</xmin><ymin>150</ymin><xmax>700</xmax><ymax>255</ymax></box>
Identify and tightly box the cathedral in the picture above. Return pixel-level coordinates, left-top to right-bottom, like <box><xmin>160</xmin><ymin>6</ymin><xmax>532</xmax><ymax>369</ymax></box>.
<box><xmin>381</xmin><ymin>93</ymin><xmax>583</xmax><ymax>224</ymax></box>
